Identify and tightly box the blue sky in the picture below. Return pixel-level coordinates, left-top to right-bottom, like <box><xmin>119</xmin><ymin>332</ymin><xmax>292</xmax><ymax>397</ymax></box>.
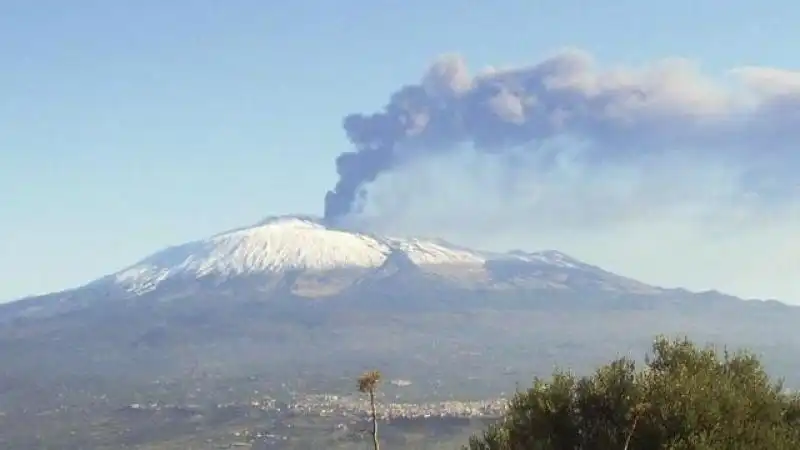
<box><xmin>2</xmin><ymin>0</ymin><xmax>799</xmax><ymax>301</ymax></box>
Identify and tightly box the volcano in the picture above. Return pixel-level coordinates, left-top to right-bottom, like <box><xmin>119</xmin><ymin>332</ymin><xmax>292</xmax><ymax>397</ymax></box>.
<box><xmin>1</xmin><ymin>214</ymin><xmax>799</xmax><ymax>450</ymax></box>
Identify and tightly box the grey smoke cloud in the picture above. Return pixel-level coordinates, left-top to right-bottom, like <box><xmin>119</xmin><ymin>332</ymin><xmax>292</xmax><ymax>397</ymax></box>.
<box><xmin>325</xmin><ymin>48</ymin><xmax>800</xmax><ymax>220</ymax></box>
<box><xmin>324</xmin><ymin>49</ymin><xmax>800</xmax><ymax>302</ymax></box>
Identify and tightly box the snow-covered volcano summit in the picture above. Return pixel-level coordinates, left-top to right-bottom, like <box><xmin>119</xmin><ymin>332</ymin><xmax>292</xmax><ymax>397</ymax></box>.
<box><xmin>100</xmin><ymin>215</ymin><xmax>654</xmax><ymax>296</ymax></box>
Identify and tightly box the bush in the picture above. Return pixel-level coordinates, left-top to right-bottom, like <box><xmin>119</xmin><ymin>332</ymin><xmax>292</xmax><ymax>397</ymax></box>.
<box><xmin>465</xmin><ymin>336</ymin><xmax>800</xmax><ymax>450</ymax></box>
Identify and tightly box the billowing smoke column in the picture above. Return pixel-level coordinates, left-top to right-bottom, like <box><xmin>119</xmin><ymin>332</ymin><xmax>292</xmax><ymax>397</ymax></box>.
<box><xmin>324</xmin><ymin>49</ymin><xmax>800</xmax><ymax>221</ymax></box>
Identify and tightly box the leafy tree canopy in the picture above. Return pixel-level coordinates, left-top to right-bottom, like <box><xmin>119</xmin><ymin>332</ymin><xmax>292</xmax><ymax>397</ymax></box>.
<box><xmin>466</xmin><ymin>336</ymin><xmax>800</xmax><ymax>450</ymax></box>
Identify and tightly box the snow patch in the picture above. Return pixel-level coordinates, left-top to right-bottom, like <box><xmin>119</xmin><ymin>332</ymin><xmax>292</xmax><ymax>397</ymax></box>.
<box><xmin>502</xmin><ymin>250</ymin><xmax>584</xmax><ymax>269</ymax></box>
<box><xmin>382</xmin><ymin>237</ymin><xmax>485</xmax><ymax>266</ymax></box>
<box><xmin>107</xmin><ymin>215</ymin><xmax>597</xmax><ymax>295</ymax></box>
<box><xmin>114</xmin><ymin>217</ymin><xmax>392</xmax><ymax>292</ymax></box>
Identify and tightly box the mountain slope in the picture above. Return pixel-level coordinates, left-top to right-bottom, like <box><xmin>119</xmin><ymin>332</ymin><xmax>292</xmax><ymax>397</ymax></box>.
<box><xmin>78</xmin><ymin>215</ymin><xmax>659</xmax><ymax>299</ymax></box>
<box><xmin>110</xmin><ymin>215</ymin><xmax>393</xmax><ymax>294</ymax></box>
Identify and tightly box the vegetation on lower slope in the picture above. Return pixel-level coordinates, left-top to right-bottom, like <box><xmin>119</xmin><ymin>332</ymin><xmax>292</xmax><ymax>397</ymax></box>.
<box><xmin>465</xmin><ymin>336</ymin><xmax>800</xmax><ymax>450</ymax></box>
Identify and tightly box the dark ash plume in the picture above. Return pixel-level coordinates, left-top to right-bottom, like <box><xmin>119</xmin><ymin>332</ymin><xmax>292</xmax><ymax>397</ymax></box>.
<box><xmin>324</xmin><ymin>49</ymin><xmax>800</xmax><ymax>220</ymax></box>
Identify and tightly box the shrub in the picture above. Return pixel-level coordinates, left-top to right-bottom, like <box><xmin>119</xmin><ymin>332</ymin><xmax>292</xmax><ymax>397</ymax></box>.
<box><xmin>465</xmin><ymin>336</ymin><xmax>800</xmax><ymax>450</ymax></box>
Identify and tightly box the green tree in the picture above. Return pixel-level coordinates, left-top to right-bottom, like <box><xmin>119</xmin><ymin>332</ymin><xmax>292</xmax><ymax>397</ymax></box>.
<box><xmin>466</xmin><ymin>336</ymin><xmax>800</xmax><ymax>450</ymax></box>
<box><xmin>358</xmin><ymin>370</ymin><xmax>382</xmax><ymax>450</ymax></box>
